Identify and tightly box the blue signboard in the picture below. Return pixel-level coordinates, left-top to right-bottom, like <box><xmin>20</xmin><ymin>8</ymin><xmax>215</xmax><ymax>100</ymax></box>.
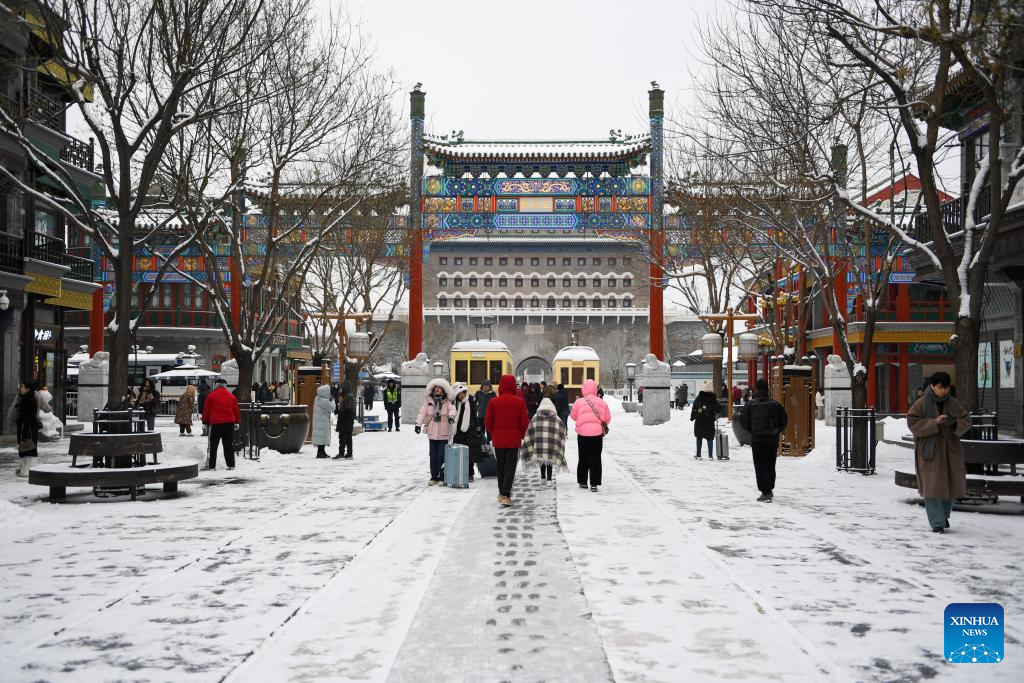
<box><xmin>332</xmin><ymin>361</ymin><xmax>341</xmax><ymax>383</ymax></box>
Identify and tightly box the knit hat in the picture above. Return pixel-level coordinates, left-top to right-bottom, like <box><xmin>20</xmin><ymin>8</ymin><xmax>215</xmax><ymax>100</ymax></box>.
<box><xmin>701</xmin><ymin>380</ymin><xmax>714</xmax><ymax>393</ymax></box>
<box><xmin>481</xmin><ymin>379</ymin><xmax>492</xmax><ymax>388</ymax></box>
<box><xmin>537</xmin><ymin>398</ymin><xmax>557</xmax><ymax>415</ymax></box>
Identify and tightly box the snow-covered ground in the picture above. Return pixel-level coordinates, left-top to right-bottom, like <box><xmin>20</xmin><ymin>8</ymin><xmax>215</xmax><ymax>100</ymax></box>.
<box><xmin>0</xmin><ymin>402</ymin><xmax>1021</xmax><ymax>682</ymax></box>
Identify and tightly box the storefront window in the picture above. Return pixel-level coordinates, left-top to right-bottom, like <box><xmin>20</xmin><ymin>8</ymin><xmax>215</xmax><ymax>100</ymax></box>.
<box><xmin>34</xmin><ymin>208</ymin><xmax>58</xmax><ymax>236</ymax></box>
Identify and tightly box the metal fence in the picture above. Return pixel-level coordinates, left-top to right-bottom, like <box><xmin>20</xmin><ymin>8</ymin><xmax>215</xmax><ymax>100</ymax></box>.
<box><xmin>65</xmin><ymin>391</ymin><xmax>78</xmax><ymax>420</ymax></box>
<box><xmin>236</xmin><ymin>402</ymin><xmax>263</xmax><ymax>461</ymax></box>
<box><xmin>836</xmin><ymin>406</ymin><xmax>877</xmax><ymax>475</ymax></box>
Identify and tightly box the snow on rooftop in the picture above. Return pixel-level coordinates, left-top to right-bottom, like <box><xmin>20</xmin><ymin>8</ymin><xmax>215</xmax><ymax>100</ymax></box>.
<box><xmin>553</xmin><ymin>345</ymin><xmax>600</xmax><ymax>362</ymax></box>
<box><xmin>450</xmin><ymin>340</ymin><xmax>512</xmax><ymax>353</ymax></box>
<box><xmin>422</xmin><ymin>136</ymin><xmax>651</xmax><ymax>161</ymax></box>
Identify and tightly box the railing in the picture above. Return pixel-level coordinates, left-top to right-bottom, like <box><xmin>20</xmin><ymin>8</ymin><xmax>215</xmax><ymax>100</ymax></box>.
<box><xmin>136</xmin><ymin>309</ymin><xmax>222</xmax><ymax>328</ymax></box>
<box><xmin>24</xmin><ymin>85</ymin><xmax>64</xmax><ymax>129</ymax></box>
<box><xmin>0</xmin><ymin>231</ymin><xmax>23</xmax><ymax>274</ymax></box>
<box><xmin>910</xmin><ymin>193</ymin><xmax>993</xmax><ymax>244</ymax></box>
<box><xmin>835</xmin><ymin>406</ymin><xmax>877</xmax><ymax>475</ymax></box>
<box><xmin>28</xmin><ymin>231</ymin><xmax>65</xmax><ymax>265</ymax></box>
<box><xmin>66</xmin><ymin>253</ymin><xmax>95</xmax><ymax>282</ymax></box>
<box><xmin>60</xmin><ymin>135</ymin><xmax>94</xmax><ymax>172</ymax></box>
<box><xmin>0</xmin><ymin>91</ymin><xmax>20</xmax><ymax>119</ymax></box>
<box><xmin>65</xmin><ymin>391</ymin><xmax>78</xmax><ymax>419</ymax></box>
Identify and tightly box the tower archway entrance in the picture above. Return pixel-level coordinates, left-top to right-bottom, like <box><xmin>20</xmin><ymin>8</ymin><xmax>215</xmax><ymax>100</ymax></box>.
<box><xmin>515</xmin><ymin>356</ymin><xmax>553</xmax><ymax>384</ymax></box>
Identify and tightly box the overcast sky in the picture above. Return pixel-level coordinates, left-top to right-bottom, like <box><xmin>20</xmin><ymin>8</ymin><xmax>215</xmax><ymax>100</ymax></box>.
<box><xmin>337</xmin><ymin>0</ymin><xmax>722</xmax><ymax>140</ymax></box>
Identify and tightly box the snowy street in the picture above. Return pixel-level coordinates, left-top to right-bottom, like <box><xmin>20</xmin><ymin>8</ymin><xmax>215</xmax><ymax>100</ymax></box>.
<box><xmin>1</xmin><ymin>399</ymin><xmax>1021</xmax><ymax>682</ymax></box>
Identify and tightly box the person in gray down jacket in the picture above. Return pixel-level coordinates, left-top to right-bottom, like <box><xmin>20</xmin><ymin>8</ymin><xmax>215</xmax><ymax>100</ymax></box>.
<box><xmin>311</xmin><ymin>384</ymin><xmax>334</xmax><ymax>459</ymax></box>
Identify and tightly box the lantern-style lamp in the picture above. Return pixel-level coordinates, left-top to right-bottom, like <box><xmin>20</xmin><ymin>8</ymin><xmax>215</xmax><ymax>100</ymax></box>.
<box><xmin>432</xmin><ymin>361</ymin><xmax>445</xmax><ymax>378</ymax></box>
<box><xmin>348</xmin><ymin>332</ymin><xmax>371</xmax><ymax>359</ymax></box>
<box><xmin>625</xmin><ymin>362</ymin><xmax>636</xmax><ymax>380</ymax></box>
<box><xmin>702</xmin><ymin>333</ymin><xmax>724</xmax><ymax>360</ymax></box>
<box><xmin>737</xmin><ymin>333</ymin><xmax>759</xmax><ymax>361</ymax></box>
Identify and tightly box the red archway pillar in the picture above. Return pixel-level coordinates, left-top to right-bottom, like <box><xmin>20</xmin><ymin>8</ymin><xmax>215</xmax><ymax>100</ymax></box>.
<box><xmin>408</xmin><ymin>230</ymin><xmax>423</xmax><ymax>358</ymax></box>
<box><xmin>88</xmin><ymin>288</ymin><xmax>104</xmax><ymax>353</ymax></box>
<box><xmin>649</xmin><ymin>228</ymin><xmax>664</xmax><ymax>359</ymax></box>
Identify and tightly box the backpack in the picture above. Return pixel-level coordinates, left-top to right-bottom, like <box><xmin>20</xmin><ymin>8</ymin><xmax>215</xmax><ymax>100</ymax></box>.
<box><xmin>748</xmin><ymin>400</ymin><xmax>784</xmax><ymax>439</ymax></box>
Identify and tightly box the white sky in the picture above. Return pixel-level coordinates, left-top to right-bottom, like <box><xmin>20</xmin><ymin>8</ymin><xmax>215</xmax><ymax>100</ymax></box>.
<box><xmin>337</xmin><ymin>0</ymin><xmax>722</xmax><ymax>140</ymax></box>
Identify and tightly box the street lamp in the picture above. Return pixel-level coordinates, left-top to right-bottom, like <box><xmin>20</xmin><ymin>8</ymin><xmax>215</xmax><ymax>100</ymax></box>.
<box><xmin>625</xmin><ymin>362</ymin><xmax>636</xmax><ymax>402</ymax></box>
<box><xmin>432</xmin><ymin>361</ymin><xmax>445</xmax><ymax>379</ymax></box>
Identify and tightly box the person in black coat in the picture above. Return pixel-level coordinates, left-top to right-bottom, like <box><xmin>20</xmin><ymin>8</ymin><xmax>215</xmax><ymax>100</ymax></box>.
<box><xmin>739</xmin><ymin>379</ymin><xmax>789</xmax><ymax>502</ymax></box>
<box><xmin>197</xmin><ymin>381</ymin><xmax>211</xmax><ymax>435</ymax></box>
<box><xmin>363</xmin><ymin>383</ymin><xmax>375</xmax><ymax>411</ymax></box>
<box><xmin>553</xmin><ymin>383</ymin><xmax>570</xmax><ymax>426</ymax></box>
<box><xmin>690</xmin><ymin>381</ymin><xmax>721</xmax><ymax>460</ymax></box>
<box><xmin>334</xmin><ymin>389</ymin><xmax>356</xmax><ymax>459</ymax></box>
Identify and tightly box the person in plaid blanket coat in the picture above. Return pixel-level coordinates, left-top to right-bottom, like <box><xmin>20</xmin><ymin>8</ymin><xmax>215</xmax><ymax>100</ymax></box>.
<box><xmin>519</xmin><ymin>398</ymin><xmax>567</xmax><ymax>484</ymax></box>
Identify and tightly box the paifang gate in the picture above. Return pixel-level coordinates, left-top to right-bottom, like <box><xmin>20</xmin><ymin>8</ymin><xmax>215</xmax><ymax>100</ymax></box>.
<box><xmin>404</xmin><ymin>83</ymin><xmax>667</xmax><ymax>361</ymax></box>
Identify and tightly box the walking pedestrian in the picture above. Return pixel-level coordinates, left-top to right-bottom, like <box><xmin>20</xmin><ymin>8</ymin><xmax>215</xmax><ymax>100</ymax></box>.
<box><xmin>452</xmin><ymin>382</ymin><xmax>484</xmax><ymax>482</ymax></box>
<box><xmin>383</xmin><ymin>379</ymin><xmax>402</xmax><ymax>432</ymax></box>
<box><xmin>7</xmin><ymin>380</ymin><xmax>50</xmax><ymax>477</ymax></box>
<box><xmin>197</xmin><ymin>380</ymin><xmax>211</xmax><ymax>436</ymax></box>
<box><xmin>312</xmin><ymin>384</ymin><xmax>334</xmax><ymax>459</ymax></box>
<box><xmin>596</xmin><ymin>385</ymin><xmax>605</xmax><ymax>399</ymax></box>
<box><xmin>474</xmin><ymin>379</ymin><xmax>496</xmax><ymax>440</ymax></box>
<box><xmin>637</xmin><ymin>386</ymin><xmax>644</xmax><ymax>404</ymax></box>
<box><xmin>907</xmin><ymin>372</ymin><xmax>971</xmax><ymax>533</ymax></box>
<box><xmin>542</xmin><ymin>382</ymin><xmax>557</xmax><ymax>401</ymax></box>
<box><xmin>553</xmin><ymin>383</ymin><xmax>570</xmax><ymax>427</ymax></box>
<box><xmin>569</xmin><ymin>378</ymin><xmax>611</xmax><ymax>492</ymax></box>
<box><xmin>259</xmin><ymin>381</ymin><xmax>272</xmax><ymax>403</ymax></box>
<box><xmin>690</xmin><ymin>381</ymin><xmax>721</xmax><ymax>460</ymax></box>
<box><xmin>415</xmin><ymin>378</ymin><xmax>457</xmax><ymax>485</ymax></box>
<box><xmin>201</xmin><ymin>378</ymin><xmax>240</xmax><ymax>471</ymax></box>
<box><xmin>334</xmin><ymin>387</ymin><xmax>356</xmax><ymax>459</ymax></box>
<box><xmin>680</xmin><ymin>382</ymin><xmax>689</xmax><ymax>408</ymax></box>
<box><xmin>525</xmin><ymin>382</ymin><xmax>541</xmax><ymax>418</ymax></box>
<box><xmin>136</xmin><ymin>378</ymin><xmax>160</xmax><ymax>432</ymax></box>
<box><xmin>363</xmin><ymin>382</ymin><xmax>375</xmax><ymax>412</ymax></box>
<box><xmin>484</xmin><ymin>375</ymin><xmax>529</xmax><ymax>507</ymax></box>
<box><xmin>815</xmin><ymin>386</ymin><xmax>825</xmax><ymax>420</ymax></box>
<box><xmin>175</xmin><ymin>384</ymin><xmax>197</xmax><ymax>436</ymax></box>
<box><xmin>738</xmin><ymin>379</ymin><xmax>788</xmax><ymax>502</ymax></box>
<box><xmin>519</xmin><ymin>397</ymin><xmax>567</xmax><ymax>485</ymax></box>
<box><xmin>277</xmin><ymin>380</ymin><xmax>291</xmax><ymax>402</ymax></box>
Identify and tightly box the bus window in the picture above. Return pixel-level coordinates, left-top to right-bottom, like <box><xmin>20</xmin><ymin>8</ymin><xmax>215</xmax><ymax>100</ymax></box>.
<box><xmin>571</xmin><ymin>367</ymin><xmax>584</xmax><ymax>385</ymax></box>
<box><xmin>560</xmin><ymin>367</ymin><xmax>569</xmax><ymax>385</ymax></box>
<box><xmin>586</xmin><ymin>367</ymin><xmax>595</xmax><ymax>381</ymax></box>
<box><xmin>489</xmin><ymin>360</ymin><xmax>503</xmax><ymax>384</ymax></box>
<box><xmin>470</xmin><ymin>360</ymin><xmax>488</xmax><ymax>386</ymax></box>
<box><xmin>455</xmin><ymin>360</ymin><xmax>469</xmax><ymax>383</ymax></box>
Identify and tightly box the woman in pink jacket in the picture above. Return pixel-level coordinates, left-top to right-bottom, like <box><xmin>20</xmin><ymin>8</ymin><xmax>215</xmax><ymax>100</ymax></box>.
<box><xmin>415</xmin><ymin>378</ymin><xmax>457</xmax><ymax>485</ymax></box>
<box><xmin>569</xmin><ymin>378</ymin><xmax>611</xmax><ymax>491</ymax></box>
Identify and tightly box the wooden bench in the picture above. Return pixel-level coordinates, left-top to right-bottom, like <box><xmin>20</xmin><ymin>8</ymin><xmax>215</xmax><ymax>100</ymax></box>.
<box><xmin>895</xmin><ymin>437</ymin><xmax>1024</xmax><ymax>502</ymax></box>
<box><xmin>28</xmin><ymin>462</ymin><xmax>199</xmax><ymax>502</ymax></box>
<box><xmin>68</xmin><ymin>432</ymin><xmax>163</xmax><ymax>468</ymax></box>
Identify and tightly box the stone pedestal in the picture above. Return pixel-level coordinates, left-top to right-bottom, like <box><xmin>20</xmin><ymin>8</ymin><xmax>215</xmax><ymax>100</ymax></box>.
<box><xmin>400</xmin><ymin>353</ymin><xmax>431</xmax><ymax>425</ymax></box>
<box><xmin>639</xmin><ymin>354</ymin><xmax>671</xmax><ymax>426</ymax></box>
<box><xmin>220</xmin><ymin>359</ymin><xmax>239</xmax><ymax>393</ymax></box>
<box><xmin>824</xmin><ymin>354</ymin><xmax>851</xmax><ymax>427</ymax></box>
<box><xmin>77</xmin><ymin>351</ymin><xmax>109</xmax><ymax>422</ymax></box>
<box><xmin>622</xmin><ymin>401</ymin><xmax>638</xmax><ymax>413</ymax></box>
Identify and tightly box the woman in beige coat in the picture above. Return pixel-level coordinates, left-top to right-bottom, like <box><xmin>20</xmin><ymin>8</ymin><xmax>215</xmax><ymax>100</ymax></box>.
<box><xmin>175</xmin><ymin>384</ymin><xmax>197</xmax><ymax>436</ymax></box>
<box><xmin>906</xmin><ymin>372</ymin><xmax>972</xmax><ymax>533</ymax></box>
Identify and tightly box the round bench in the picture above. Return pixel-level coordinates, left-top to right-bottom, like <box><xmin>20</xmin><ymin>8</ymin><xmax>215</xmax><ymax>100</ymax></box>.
<box><xmin>69</xmin><ymin>432</ymin><xmax>163</xmax><ymax>467</ymax></box>
<box><xmin>29</xmin><ymin>461</ymin><xmax>199</xmax><ymax>502</ymax></box>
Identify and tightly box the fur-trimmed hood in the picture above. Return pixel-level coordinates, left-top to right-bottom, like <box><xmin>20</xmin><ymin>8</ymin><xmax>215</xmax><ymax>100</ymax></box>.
<box><xmin>425</xmin><ymin>378</ymin><xmax>454</xmax><ymax>400</ymax></box>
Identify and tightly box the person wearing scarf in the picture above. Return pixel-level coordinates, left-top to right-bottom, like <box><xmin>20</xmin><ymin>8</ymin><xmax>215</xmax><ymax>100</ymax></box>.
<box><xmin>7</xmin><ymin>380</ymin><xmax>51</xmax><ymax>477</ymax></box>
<box><xmin>451</xmin><ymin>383</ymin><xmax>484</xmax><ymax>482</ymax></box>
<box><xmin>415</xmin><ymin>378</ymin><xmax>456</xmax><ymax>485</ymax></box>
<box><xmin>519</xmin><ymin>398</ymin><xmax>568</xmax><ymax>484</ymax></box>
<box><xmin>907</xmin><ymin>372</ymin><xmax>972</xmax><ymax>533</ymax></box>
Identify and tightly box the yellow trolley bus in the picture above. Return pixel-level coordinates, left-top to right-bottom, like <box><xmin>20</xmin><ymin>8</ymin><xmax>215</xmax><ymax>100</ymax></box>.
<box><xmin>553</xmin><ymin>346</ymin><xmax>600</xmax><ymax>401</ymax></box>
<box><xmin>450</xmin><ymin>340</ymin><xmax>514</xmax><ymax>394</ymax></box>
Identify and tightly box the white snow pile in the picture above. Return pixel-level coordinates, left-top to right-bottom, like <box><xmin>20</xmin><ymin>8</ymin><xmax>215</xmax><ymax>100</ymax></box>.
<box><xmin>0</xmin><ymin>499</ymin><xmax>39</xmax><ymax>529</ymax></box>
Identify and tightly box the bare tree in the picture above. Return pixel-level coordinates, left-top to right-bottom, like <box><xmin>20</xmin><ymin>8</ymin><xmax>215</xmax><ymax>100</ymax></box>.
<box><xmin>682</xmin><ymin>1</ymin><xmax>908</xmax><ymax>410</ymax></box>
<box><xmin>0</xmin><ymin>0</ymin><xmax>273</xmax><ymax>397</ymax></box>
<box><xmin>159</xmin><ymin>3</ymin><xmax>404</xmax><ymax>400</ymax></box>
<box><xmin>768</xmin><ymin>0</ymin><xmax>1024</xmax><ymax>411</ymax></box>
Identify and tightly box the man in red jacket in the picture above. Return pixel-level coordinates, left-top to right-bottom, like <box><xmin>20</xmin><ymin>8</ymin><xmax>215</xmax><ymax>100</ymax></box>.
<box><xmin>201</xmin><ymin>378</ymin><xmax>241</xmax><ymax>470</ymax></box>
<box><xmin>484</xmin><ymin>374</ymin><xmax>529</xmax><ymax>507</ymax></box>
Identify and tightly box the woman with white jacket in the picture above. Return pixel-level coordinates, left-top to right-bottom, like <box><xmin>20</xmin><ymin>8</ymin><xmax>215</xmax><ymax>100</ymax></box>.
<box><xmin>311</xmin><ymin>384</ymin><xmax>334</xmax><ymax>459</ymax></box>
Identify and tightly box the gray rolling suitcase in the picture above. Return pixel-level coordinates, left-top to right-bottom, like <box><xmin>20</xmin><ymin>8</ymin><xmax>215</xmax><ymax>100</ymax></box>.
<box><xmin>714</xmin><ymin>422</ymin><xmax>730</xmax><ymax>461</ymax></box>
<box><xmin>444</xmin><ymin>440</ymin><xmax>470</xmax><ymax>488</ymax></box>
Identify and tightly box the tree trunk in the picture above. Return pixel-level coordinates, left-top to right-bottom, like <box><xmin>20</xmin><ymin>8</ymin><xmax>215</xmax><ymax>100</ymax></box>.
<box><xmin>235</xmin><ymin>354</ymin><xmax>255</xmax><ymax>403</ymax></box>
<box><xmin>951</xmin><ymin>316</ymin><xmax>980</xmax><ymax>413</ymax></box>
<box><xmin>712</xmin><ymin>361</ymin><xmax>723</xmax><ymax>406</ymax></box>
<box><xmin>107</xmin><ymin>248</ymin><xmax>134</xmax><ymax>399</ymax></box>
<box><xmin>850</xmin><ymin>373</ymin><xmax>869</xmax><ymax>469</ymax></box>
